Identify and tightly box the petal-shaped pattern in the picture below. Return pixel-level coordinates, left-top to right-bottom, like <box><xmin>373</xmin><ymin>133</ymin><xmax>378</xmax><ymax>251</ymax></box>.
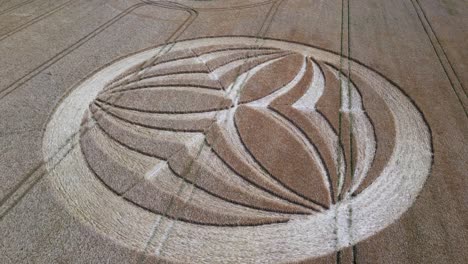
<box><xmin>239</xmin><ymin>54</ymin><xmax>304</xmax><ymax>103</ymax></box>
<box><xmin>167</xmin><ymin>142</ymin><xmax>314</xmax><ymax>215</ymax></box>
<box><xmin>216</xmin><ymin>52</ymin><xmax>291</xmax><ymax>89</ymax></box>
<box><xmin>97</xmin><ymin>87</ymin><xmax>232</xmax><ymax>114</ymax></box>
<box><xmin>234</xmin><ymin>105</ymin><xmax>331</xmax><ymax>207</ymax></box>
<box><xmin>200</xmin><ymin>49</ymin><xmax>283</xmax><ymax>71</ymax></box>
<box><xmin>205</xmin><ymin>123</ymin><xmax>322</xmax><ymax>211</ymax></box>
<box><xmin>345</xmin><ymin>71</ymin><xmax>396</xmax><ymax>195</ymax></box>
<box><xmin>97</xmin><ymin>101</ymin><xmax>216</xmax><ymax>132</ymax></box>
<box><xmin>90</xmin><ymin>103</ymin><xmax>186</xmax><ymax>159</ymax></box>
<box><xmin>272</xmin><ymin>105</ymin><xmax>342</xmax><ymax>204</ymax></box>
<box><xmin>325</xmin><ymin>65</ymin><xmax>377</xmax><ymax>196</ymax></box>
<box><xmin>268</xmin><ymin>57</ymin><xmax>313</xmax><ymax>107</ymax></box>
<box><xmin>124</xmin><ymin>164</ymin><xmax>290</xmax><ymax>226</ymax></box>
<box><xmin>105</xmin><ymin>49</ymin><xmax>197</xmax><ymax>91</ymax></box>
<box><xmin>80</xmin><ymin>120</ymin><xmax>152</xmax><ymax>194</ymax></box>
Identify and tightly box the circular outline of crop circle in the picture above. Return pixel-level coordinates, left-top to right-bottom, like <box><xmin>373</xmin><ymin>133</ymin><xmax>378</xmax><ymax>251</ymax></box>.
<box><xmin>43</xmin><ymin>37</ymin><xmax>432</xmax><ymax>263</ymax></box>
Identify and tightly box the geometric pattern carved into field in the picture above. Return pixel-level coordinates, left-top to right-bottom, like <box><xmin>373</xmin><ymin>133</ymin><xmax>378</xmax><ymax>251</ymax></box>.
<box><xmin>81</xmin><ymin>44</ymin><xmax>389</xmax><ymax>226</ymax></box>
<box><xmin>43</xmin><ymin>38</ymin><xmax>433</xmax><ymax>262</ymax></box>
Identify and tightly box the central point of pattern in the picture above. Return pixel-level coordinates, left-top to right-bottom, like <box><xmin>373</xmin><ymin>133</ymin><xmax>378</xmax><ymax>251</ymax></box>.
<box><xmin>79</xmin><ymin>44</ymin><xmax>384</xmax><ymax>226</ymax></box>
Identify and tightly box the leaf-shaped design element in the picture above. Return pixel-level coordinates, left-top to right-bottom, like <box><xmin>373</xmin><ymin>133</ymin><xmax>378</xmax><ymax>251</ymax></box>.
<box><xmin>234</xmin><ymin>105</ymin><xmax>330</xmax><ymax>206</ymax></box>
<box><xmin>80</xmin><ymin>43</ymin><xmax>387</xmax><ymax>226</ymax></box>
<box><xmin>98</xmin><ymin>87</ymin><xmax>232</xmax><ymax>114</ymax></box>
<box><xmin>239</xmin><ymin>54</ymin><xmax>304</xmax><ymax>103</ymax></box>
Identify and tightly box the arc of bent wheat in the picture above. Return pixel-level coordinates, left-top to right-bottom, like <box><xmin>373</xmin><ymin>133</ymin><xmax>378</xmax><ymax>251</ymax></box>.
<box><xmin>79</xmin><ymin>44</ymin><xmax>378</xmax><ymax>226</ymax></box>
